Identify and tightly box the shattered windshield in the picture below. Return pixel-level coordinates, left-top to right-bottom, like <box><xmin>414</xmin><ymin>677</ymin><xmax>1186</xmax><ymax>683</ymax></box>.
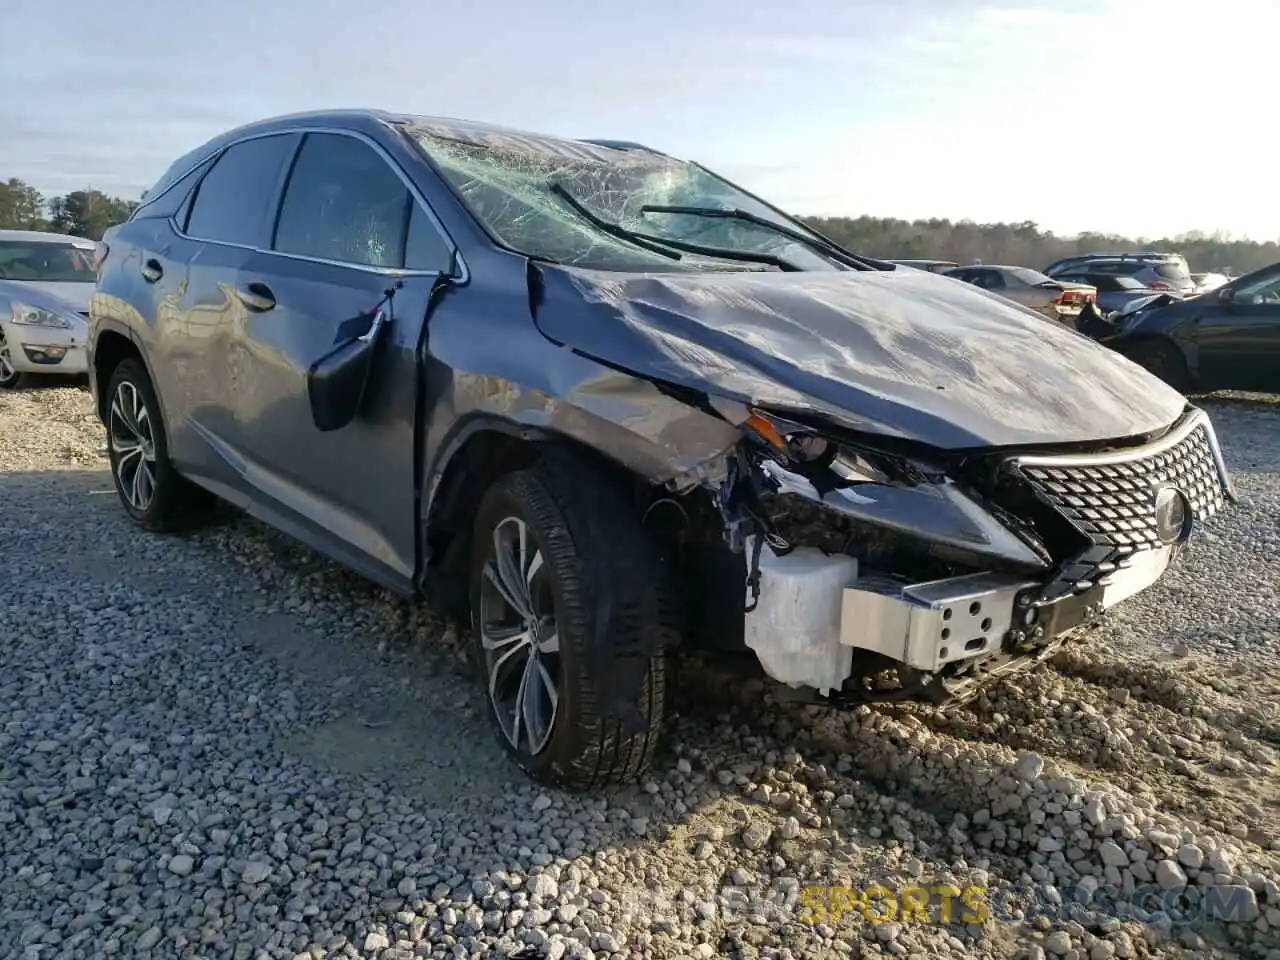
<box><xmin>404</xmin><ymin>122</ymin><xmax>845</xmax><ymax>273</ymax></box>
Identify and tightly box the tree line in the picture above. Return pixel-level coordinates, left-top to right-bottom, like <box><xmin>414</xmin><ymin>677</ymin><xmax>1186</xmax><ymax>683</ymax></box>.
<box><xmin>0</xmin><ymin>177</ymin><xmax>138</xmax><ymax>241</ymax></box>
<box><xmin>802</xmin><ymin>216</ymin><xmax>1279</xmax><ymax>276</ymax></box>
<box><xmin>3</xmin><ymin>174</ymin><xmax>1277</xmax><ymax>275</ymax></box>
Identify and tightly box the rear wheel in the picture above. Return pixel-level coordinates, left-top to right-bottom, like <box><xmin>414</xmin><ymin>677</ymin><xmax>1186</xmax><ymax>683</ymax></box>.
<box><xmin>105</xmin><ymin>358</ymin><xmax>212</xmax><ymax>531</ymax></box>
<box><xmin>468</xmin><ymin>450</ymin><xmax>678</xmax><ymax>790</ymax></box>
<box><xmin>1121</xmin><ymin>339</ymin><xmax>1191</xmax><ymax>393</ymax></box>
<box><xmin>0</xmin><ymin>330</ymin><xmax>25</xmax><ymax>390</ymax></box>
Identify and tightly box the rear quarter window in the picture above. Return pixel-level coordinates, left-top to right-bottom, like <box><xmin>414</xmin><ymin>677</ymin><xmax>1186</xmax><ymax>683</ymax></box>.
<box><xmin>1101</xmin><ymin>262</ymin><xmax>1141</xmax><ymax>276</ymax></box>
<box><xmin>1155</xmin><ymin>262</ymin><xmax>1192</xmax><ymax>281</ymax></box>
<box><xmin>131</xmin><ymin>157</ymin><xmax>214</xmax><ymax>224</ymax></box>
<box><xmin>185</xmin><ymin>134</ymin><xmax>299</xmax><ymax>246</ymax></box>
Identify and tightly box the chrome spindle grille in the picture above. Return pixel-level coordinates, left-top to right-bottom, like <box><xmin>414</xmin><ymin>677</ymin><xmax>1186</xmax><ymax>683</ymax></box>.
<box><xmin>1010</xmin><ymin>418</ymin><xmax>1229</xmax><ymax>551</ymax></box>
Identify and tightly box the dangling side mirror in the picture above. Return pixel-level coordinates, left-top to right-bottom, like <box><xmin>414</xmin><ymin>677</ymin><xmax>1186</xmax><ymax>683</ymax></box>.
<box><xmin>306</xmin><ymin>307</ymin><xmax>389</xmax><ymax>432</ymax></box>
<box><xmin>304</xmin><ymin>258</ymin><xmax>459</xmax><ymax>433</ymax></box>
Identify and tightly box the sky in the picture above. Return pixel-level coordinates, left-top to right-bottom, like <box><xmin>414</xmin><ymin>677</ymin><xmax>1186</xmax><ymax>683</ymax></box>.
<box><xmin>2</xmin><ymin>0</ymin><xmax>1276</xmax><ymax>241</ymax></box>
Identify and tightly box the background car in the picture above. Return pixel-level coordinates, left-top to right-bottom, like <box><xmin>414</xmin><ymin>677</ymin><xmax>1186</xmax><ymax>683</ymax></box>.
<box><xmin>1098</xmin><ymin>260</ymin><xmax>1280</xmax><ymax>393</ymax></box>
<box><xmin>886</xmin><ymin>258</ymin><xmax>958</xmax><ymax>273</ymax></box>
<box><xmin>1044</xmin><ymin>252</ymin><xmax>1196</xmax><ymax>297</ymax></box>
<box><xmin>1047</xmin><ymin>269</ymin><xmax>1181</xmax><ymax>315</ymax></box>
<box><xmin>0</xmin><ymin>229</ymin><xmax>97</xmax><ymax>389</ymax></box>
<box><xmin>943</xmin><ymin>264</ymin><xmax>1096</xmax><ymax>321</ymax></box>
<box><xmin>1191</xmin><ymin>271</ymin><xmax>1231</xmax><ymax>294</ymax></box>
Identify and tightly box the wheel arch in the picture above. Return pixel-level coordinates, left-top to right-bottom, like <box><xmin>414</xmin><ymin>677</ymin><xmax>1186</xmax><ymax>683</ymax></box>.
<box><xmin>418</xmin><ymin>413</ymin><xmax>657</xmax><ymax>618</ymax></box>
<box><xmin>91</xmin><ymin>324</ymin><xmax>167</xmax><ymax>427</ymax></box>
<box><xmin>1114</xmin><ymin>331</ymin><xmax>1196</xmax><ymax>389</ymax></box>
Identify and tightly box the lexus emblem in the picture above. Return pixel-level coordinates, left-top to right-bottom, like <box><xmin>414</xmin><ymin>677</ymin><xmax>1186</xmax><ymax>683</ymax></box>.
<box><xmin>1154</xmin><ymin>486</ymin><xmax>1192</xmax><ymax>544</ymax></box>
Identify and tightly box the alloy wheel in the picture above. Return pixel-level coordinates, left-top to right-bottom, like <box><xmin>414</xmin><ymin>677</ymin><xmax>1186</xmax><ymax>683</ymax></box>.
<box><xmin>108</xmin><ymin>380</ymin><xmax>158</xmax><ymax>511</ymax></box>
<box><xmin>0</xmin><ymin>331</ymin><xmax>17</xmax><ymax>386</ymax></box>
<box><xmin>479</xmin><ymin>516</ymin><xmax>561</xmax><ymax>755</ymax></box>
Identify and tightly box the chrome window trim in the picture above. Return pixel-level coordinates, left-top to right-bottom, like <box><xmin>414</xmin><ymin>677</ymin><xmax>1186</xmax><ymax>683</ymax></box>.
<box><xmin>167</xmin><ymin>124</ymin><xmax>469</xmax><ymax>283</ymax></box>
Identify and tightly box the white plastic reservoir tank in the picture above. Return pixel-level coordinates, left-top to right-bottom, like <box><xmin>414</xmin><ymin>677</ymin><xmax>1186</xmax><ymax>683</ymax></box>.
<box><xmin>742</xmin><ymin>535</ymin><xmax>859</xmax><ymax>696</ymax></box>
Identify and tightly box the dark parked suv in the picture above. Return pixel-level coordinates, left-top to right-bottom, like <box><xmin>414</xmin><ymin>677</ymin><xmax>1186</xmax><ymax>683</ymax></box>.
<box><xmin>89</xmin><ymin>110</ymin><xmax>1236</xmax><ymax>789</ymax></box>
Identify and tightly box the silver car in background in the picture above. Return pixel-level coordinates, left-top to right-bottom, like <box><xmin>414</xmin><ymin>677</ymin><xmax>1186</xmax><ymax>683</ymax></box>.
<box><xmin>0</xmin><ymin>229</ymin><xmax>97</xmax><ymax>389</ymax></box>
<box><xmin>1044</xmin><ymin>252</ymin><xmax>1196</xmax><ymax>298</ymax></box>
<box><xmin>943</xmin><ymin>264</ymin><xmax>1098</xmax><ymax>322</ymax></box>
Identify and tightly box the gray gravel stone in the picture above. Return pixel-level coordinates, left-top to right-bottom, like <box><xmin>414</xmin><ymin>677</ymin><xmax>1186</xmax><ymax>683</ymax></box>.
<box><xmin>167</xmin><ymin>854</ymin><xmax>195</xmax><ymax>877</ymax></box>
<box><xmin>1155</xmin><ymin>860</ymin><xmax>1187</xmax><ymax>890</ymax></box>
<box><xmin>2</xmin><ymin>387</ymin><xmax>1279</xmax><ymax>960</ymax></box>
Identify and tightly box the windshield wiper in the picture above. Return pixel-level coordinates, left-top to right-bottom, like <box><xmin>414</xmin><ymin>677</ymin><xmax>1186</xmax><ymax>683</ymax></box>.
<box><xmin>550</xmin><ymin>183</ymin><xmax>681</xmax><ymax>261</ymax></box>
<box><xmin>639</xmin><ymin>204</ymin><xmax>880</xmax><ymax>271</ymax></box>
<box><xmin>550</xmin><ymin>182</ymin><xmax>801</xmax><ymax>272</ymax></box>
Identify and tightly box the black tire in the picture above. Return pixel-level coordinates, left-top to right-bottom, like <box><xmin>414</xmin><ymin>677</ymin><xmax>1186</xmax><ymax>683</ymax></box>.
<box><xmin>0</xmin><ymin>329</ymin><xmax>25</xmax><ymax>390</ymax></box>
<box><xmin>104</xmin><ymin>358</ymin><xmax>212</xmax><ymax>532</ymax></box>
<box><xmin>1121</xmin><ymin>339</ymin><xmax>1191</xmax><ymax>393</ymax></box>
<box><xmin>468</xmin><ymin>449</ymin><xmax>679</xmax><ymax>790</ymax></box>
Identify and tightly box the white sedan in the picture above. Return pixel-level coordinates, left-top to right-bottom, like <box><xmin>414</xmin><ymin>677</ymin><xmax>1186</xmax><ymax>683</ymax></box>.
<box><xmin>0</xmin><ymin>229</ymin><xmax>97</xmax><ymax>389</ymax></box>
<box><xmin>1191</xmin><ymin>271</ymin><xmax>1231</xmax><ymax>295</ymax></box>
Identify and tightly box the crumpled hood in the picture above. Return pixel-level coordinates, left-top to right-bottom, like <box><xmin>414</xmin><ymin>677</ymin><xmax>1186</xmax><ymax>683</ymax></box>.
<box><xmin>532</xmin><ymin>264</ymin><xmax>1188</xmax><ymax>450</ymax></box>
<box><xmin>0</xmin><ymin>279</ymin><xmax>95</xmax><ymax>317</ymax></box>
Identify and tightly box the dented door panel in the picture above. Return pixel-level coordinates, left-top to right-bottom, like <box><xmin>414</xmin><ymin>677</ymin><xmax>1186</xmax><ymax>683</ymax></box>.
<box><xmin>228</xmin><ymin>250</ymin><xmax>438</xmax><ymax>591</ymax></box>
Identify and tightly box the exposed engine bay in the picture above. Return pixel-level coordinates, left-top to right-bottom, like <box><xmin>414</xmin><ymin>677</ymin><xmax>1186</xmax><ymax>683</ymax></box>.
<box><xmin>650</xmin><ymin>400</ymin><xmax>1234</xmax><ymax>708</ymax></box>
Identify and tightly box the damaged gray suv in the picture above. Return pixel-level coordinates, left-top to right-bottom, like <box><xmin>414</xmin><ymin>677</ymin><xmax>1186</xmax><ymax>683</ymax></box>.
<box><xmin>89</xmin><ymin>110</ymin><xmax>1236</xmax><ymax>789</ymax></box>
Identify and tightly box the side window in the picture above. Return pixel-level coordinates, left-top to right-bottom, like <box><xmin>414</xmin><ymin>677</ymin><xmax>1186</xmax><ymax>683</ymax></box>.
<box><xmin>975</xmin><ymin>270</ymin><xmax>1005</xmax><ymax>290</ymax></box>
<box><xmin>185</xmin><ymin>135</ymin><xmax>296</xmax><ymax>246</ymax></box>
<box><xmin>275</xmin><ymin>132</ymin><xmax>426</xmax><ymax>269</ymax></box>
<box><xmin>132</xmin><ymin>157</ymin><xmax>214</xmax><ymax>223</ymax></box>
<box><xmin>404</xmin><ymin>202</ymin><xmax>452</xmax><ymax>272</ymax></box>
<box><xmin>1233</xmin><ymin>273</ymin><xmax>1280</xmax><ymax>305</ymax></box>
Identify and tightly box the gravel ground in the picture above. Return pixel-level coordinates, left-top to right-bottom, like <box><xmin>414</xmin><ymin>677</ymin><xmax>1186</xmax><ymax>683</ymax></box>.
<box><xmin>2</xmin><ymin>381</ymin><xmax>1279</xmax><ymax>960</ymax></box>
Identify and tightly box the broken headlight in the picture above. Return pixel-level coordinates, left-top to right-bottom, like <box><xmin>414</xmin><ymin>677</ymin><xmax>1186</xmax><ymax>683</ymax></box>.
<box><xmin>737</xmin><ymin>407</ymin><xmax>1050</xmax><ymax>569</ymax></box>
<box><xmin>744</xmin><ymin>408</ymin><xmax>900</xmax><ymax>485</ymax></box>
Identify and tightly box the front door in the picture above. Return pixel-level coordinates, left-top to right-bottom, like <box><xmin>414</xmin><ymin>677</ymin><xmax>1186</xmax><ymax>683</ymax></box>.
<box><xmin>1194</xmin><ymin>270</ymin><xmax>1280</xmax><ymax>392</ymax></box>
<box><xmin>228</xmin><ymin>131</ymin><xmax>458</xmax><ymax>591</ymax></box>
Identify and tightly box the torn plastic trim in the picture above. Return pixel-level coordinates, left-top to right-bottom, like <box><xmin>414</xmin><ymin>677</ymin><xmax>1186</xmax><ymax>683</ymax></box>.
<box><xmin>699</xmin><ymin>413</ymin><xmax>1052</xmax><ymax>573</ymax></box>
<box><xmin>758</xmin><ymin>458</ymin><xmax>1050</xmax><ymax>569</ymax></box>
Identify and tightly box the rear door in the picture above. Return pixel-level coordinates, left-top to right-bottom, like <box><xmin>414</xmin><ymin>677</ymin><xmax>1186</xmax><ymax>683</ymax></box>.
<box><xmin>228</xmin><ymin>130</ymin><xmax>459</xmax><ymax>590</ymax></box>
<box><xmin>1194</xmin><ymin>271</ymin><xmax>1280</xmax><ymax>392</ymax></box>
<box><xmin>149</xmin><ymin>132</ymin><xmax>299</xmax><ymax>491</ymax></box>
<box><xmin>96</xmin><ymin>156</ymin><xmax>211</xmax><ymax>452</ymax></box>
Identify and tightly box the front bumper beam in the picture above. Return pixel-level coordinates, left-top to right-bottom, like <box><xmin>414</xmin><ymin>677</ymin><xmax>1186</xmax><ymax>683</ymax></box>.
<box><xmin>742</xmin><ymin>539</ymin><xmax>1176</xmax><ymax>701</ymax></box>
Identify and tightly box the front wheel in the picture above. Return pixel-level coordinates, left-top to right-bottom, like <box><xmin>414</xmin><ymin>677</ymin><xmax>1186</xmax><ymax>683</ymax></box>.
<box><xmin>1121</xmin><ymin>339</ymin><xmax>1191</xmax><ymax>393</ymax></box>
<box><xmin>0</xmin><ymin>329</ymin><xmax>25</xmax><ymax>390</ymax></box>
<box><xmin>105</xmin><ymin>358</ymin><xmax>212</xmax><ymax>531</ymax></box>
<box><xmin>468</xmin><ymin>451</ymin><xmax>678</xmax><ymax>790</ymax></box>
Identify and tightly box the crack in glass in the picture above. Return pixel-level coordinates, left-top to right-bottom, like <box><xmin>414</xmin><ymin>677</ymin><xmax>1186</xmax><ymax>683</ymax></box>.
<box><xmin>405</xmin><ymin>123</ymin><xmax>833</xmax><ymax>273</ymax></box>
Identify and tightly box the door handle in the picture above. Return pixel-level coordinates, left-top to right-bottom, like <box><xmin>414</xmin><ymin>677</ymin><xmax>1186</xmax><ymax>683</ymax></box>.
<box><xmin>141</xmin><ymin>258</ymin><xmax>163</xmax><ymax>283</ymax></box>
<box><xmin>235</xmin><ymin>282</ymin><xmax>276</xmax><ymax>312</ymax></box>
